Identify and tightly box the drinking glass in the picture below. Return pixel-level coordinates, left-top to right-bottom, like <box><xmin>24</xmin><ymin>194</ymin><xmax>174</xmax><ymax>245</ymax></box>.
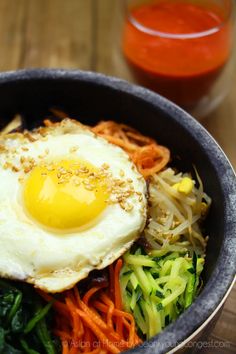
<box><xmin>112</xmin><ymin>0</ymin><xmax>235</xmax><ymax>119</ymax></box>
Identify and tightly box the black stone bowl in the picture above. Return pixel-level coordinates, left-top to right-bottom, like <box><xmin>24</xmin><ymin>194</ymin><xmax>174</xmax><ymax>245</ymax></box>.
<box><xmin>0</xmin><ymin>69</ymin><xmax>235</xmax><ymax>354</ymax></box>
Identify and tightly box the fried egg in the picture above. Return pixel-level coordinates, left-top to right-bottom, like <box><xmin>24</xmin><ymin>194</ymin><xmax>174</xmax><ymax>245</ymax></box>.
<box><xmin>0</xmin><ymin>119</ymin><xmax>147</xmax><ymax>292</ymax></box>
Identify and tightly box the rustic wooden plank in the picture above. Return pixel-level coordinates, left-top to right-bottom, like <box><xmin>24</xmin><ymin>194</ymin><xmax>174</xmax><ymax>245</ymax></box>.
<box><xmin>0</xmin><ymin>0</ymin><xmax>27</xmax><ymax>71</ymax></box>
<box><xmin>203</xmin><ymin>87</ymin><xmax>236</xmax><ymax>168</ymax></box>
<box><xmin>197</xmin><ymin>286</ymin><xmax>236</xmax><ymax>354</ymax></box>
<box><xmin>223</xmin><ymin>285</ymin><xmax>236</xmax><ymax>315</ymax></box>
<box><xmin>95</xmin><ymin>0</ymin><xmax>134</xmax><ymax>81</ymax></box>
<box><xmin>22</xmin><ymin>0</ymin><xmax>93</xmax><ymax>69</ymax></box>
<box><xmin>94</xmin><ymin>0</ymin><xmax>113</xmax><ymax>74</ymax></box>
<box><xmin>211</xmin><ymin>305</ymin><xmax>236</xmax><ymax>345</ymax></box>
<box><xmin>199</xmin><ymin>335</ymin><xmax>236</xmax><ymax>354</ymax></box>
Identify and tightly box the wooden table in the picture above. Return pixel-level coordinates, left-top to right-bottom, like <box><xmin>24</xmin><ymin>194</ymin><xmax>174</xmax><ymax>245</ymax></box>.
<box><xmin>0</xmin><ymin>0</ymin><xmax>235</xmax><ymax>352</ymax></box>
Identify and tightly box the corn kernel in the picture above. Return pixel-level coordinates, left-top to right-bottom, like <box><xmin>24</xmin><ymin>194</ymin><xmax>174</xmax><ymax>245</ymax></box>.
<box><xmin>172</xmin><ymin>183</ymin><xmax>180</xmax><ymax>191</ymax></box>
<box><xmin>173</xmin><ymin>177</ymin><xmax>194</xmax><ymax>195</ymax></box>
<box><xmin>178</xmin><ymin>177</ymin><xmax>194</xmax><ymax>194</ymax></box>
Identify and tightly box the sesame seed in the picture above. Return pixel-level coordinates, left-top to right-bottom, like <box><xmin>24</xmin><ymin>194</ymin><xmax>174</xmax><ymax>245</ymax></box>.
<box><xmin>46</xmin><ymin>166</ymin><xmax>55</xmax><ymax>172</ymax></box>
<box><xmin>12</xmin><ymin>166</ymin><xmax>20</xmax><ymax>172</ymax></box>
<box><xmin>24</xmin><ymin>132</ymin><xmax>37</xmax><ymax>142</ymax></box>
<box><xmin>84</xmin><ymin>185</ymin><xmax>94</xmax><ymax>191</ymax></box>
<box><xmin>0</xmin><ymin>145</ymin><xmax>7</xmax><ymax>153</ymax></box>
<box><xmin>69</xmin><ymin>146</ymin><xmax>79</xmax><ymax>153</ymax></box>
<box><xmin>101</xmin><ymin>163</ymin><xmax>109</xmax><ymax>170</ymax></box>
<box><xmin>3</xmin><ymin>162</ymin><xmax>12</xmax><ymax>169</ymax></box>
<box><xmin>24</xmin><ymin>166</ymin><xmax>32</xmax><ymax>173</ymax></box>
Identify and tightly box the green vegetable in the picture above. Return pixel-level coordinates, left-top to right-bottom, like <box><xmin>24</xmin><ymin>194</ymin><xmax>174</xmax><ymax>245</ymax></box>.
<box><xmin>121</xmin><ymin>248</ymin><xmax>204</xmax><ymax>339</ymax></box>
<box><xmin>35</xmin><ymin>317</ymin><xmax>56</xmax><ymax>354</ymax></box>
<box><xmin>20</xmin><ymin>339</ymin><xmax>40</xmax><ymax>354</ymax></box>
<box><xmin>24</xmin><ymin>301</ymin><xmax>53</xmax><ymax>334</ymax></box>
<box><xmin>0</xmin><ymin>280</ymin><xmax>59</xmax><ymax>354</ymax></box>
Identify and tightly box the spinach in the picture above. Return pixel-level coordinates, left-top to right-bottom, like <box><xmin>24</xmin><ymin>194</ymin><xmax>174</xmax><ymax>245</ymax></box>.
<box><xmin>0</xmin><ymin>279</ymin><xmax>59</xmax><ymax>354</ymax></box>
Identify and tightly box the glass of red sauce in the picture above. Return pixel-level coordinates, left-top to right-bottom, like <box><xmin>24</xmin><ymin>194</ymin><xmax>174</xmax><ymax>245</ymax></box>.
<box><xmin>121</xmin><ymin>0</ymin><xmax>235</xmax><ymax>118</ymax></box>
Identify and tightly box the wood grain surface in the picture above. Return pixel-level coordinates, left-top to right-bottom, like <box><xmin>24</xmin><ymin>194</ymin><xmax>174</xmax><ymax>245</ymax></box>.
<box><xmin>0</xmin><ymin>0</ymin><xmax>235</xmax><ymax>353</ymax></box>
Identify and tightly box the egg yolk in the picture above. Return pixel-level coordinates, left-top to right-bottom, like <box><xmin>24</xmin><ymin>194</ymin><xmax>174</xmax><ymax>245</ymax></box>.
<box><xmin>23</xmin><ymin>160</ymin><xmax>110</xmax><ymax>231</ymax></box>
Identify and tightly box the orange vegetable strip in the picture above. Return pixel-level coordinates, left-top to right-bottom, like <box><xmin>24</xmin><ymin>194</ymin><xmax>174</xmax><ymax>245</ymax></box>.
<box><xmin>73</xmin><ymin>286</ymin><xmax>81</xmax><ymax>305</ymax></box>
<box><xmin>83</xmin><ymin>286</ymin><xmax>104</xmax><ymax>305</ymax></box>
<box><xmin>78</xmin><ymin>297</ymin><xmax>122</xmax><ymax>343</ymax></box>
<box><xmin>113</xmin><ymin>309</ymin><xmax>137</xmax><ymax>346</ymax></box>
<box><xmin>99</xmin><ymin>294</ymin><xmax>134</xmax><ymax>344</ymax></box>
<box><xmin>83</xmin><ymin>327</ymin><xmax>93</xmax><ymax>352</ymax></box>
<box><xmin>76</xmin><ymin>309</ymin><xmax>120</xmax><ymax>354</ymax></box>
<box><xmin>77</xmin><ymin>298</ymin><xmax>108</xmax><ymax>331</ymax></box>
<box><xmin>92</xmin><ymin>300</ymin><xmax>109</xmax><ymax>313</ymax></box>
<box><xmin>106</xmin><ymin>299</ymin><xmax>114</xmax><ymax>330</ymax></box>
<box><xmin>84</xmin><ymin>349</ymin><xmax>100</xmax><ymax>354</ymax></box>
<box><xmin>65</xmin><ymin>297</ymin><xmax>84</xmax><ymax>338</ymax></box>
<box><xmin>96</xmin><ymin>296</ymin><xmax>137</xmax><ymax>343</ymax></box>
<box><xmin>67</xmin><ymin>289</ymin><xmax>77</xmax><ymax>305</ymax></box>
<box><xmin>100</xmin><ymin>293</ymin><xmax>113</xmax><ymax>307</ymax></box>
<box><xmin>54</xmin><ymin>329</ymin><xmax>71</xmax><ymax>341</ymax></box>
<box><xmin>133</xmin><ymin>145</ymin><xmax>170</xmax><ymax>177</ymax></box>
<box><xmin>62</xmin><ymin>339</ymin><xmax>70</xmax><ymax>354</ymax></box>
<box><xmin>64</xmin><ymin>293</ymin><xmax>84</xmax><ymax>354</ymax></box>
<box><xmin>70</xmin><ymin>345</ymin><xmax>79</xmax><ymax>354</ymax></box>
<box><xmin>74</xmin><ymin>287</ymin><xmax>102</xmax><ymax>321</ymax></box>
<box><xmin>73</xmin><ymin>286</ymin><xmax>84</xmax><ymax>333</ymax></box>
<box><xmin>109</xmin><ymin>264</ymin><xmax>115</xmax><ymax>302</ymax></box>
<box><xmin>113</xmin><ymin>309</ymin><xmax>135</xmax><ymax>324</ymax></box>
<box><xmin>92</xmin><ymin>300</ymin><xmax>137</xmax><ymax>350</ymax></box>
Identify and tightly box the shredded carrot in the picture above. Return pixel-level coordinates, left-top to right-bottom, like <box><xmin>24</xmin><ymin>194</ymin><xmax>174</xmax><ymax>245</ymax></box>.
<box><xmin>43</xmin><ymin>259</ymin><xmax>142</xmax><ymax>354</ymax></box>
<box><xmin>83</xmin><ymin>286</ymin><xmax>105</xmax><ymax>305</ymax></box>
<box><xmin>85</xmin><ymin>349</ymin><xmax>100</xmax><ymax>354</ymax></box>
<box><xmin>109</xmin><ymin>264</ymin><xmax>115</xmax><ymax>301</ymax></box>
<box><xmin>44</xmin><ymin>116</ymin><xmax>170</xmax><ymax>178</ymax></box>
<box><xmin>76</xmin><ymin>309</ymin><xmax>120</xmax><ymax>354</ymax></box>
<box><xmin>62</xmin><ymin>339</ymin><xmax>70</xmax><ymax>354</ymax></box>
<box><xmin>91</xmin><ymin>120</ymin><xmax>170</xmax><ymax>178</ymax></box>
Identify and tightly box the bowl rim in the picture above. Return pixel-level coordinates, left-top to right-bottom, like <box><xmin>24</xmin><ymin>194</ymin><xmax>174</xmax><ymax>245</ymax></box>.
<box><xmin>0</xmin><ymin>68</ymin><xmax>235</xmax><ymax>353</ymax></box>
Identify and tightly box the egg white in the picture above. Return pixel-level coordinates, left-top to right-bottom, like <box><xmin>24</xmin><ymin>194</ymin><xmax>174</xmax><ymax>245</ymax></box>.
<box><xmin>0</xmin><ymin>120</ymin><xmax>147</xmax><ymax>293</ymax></box>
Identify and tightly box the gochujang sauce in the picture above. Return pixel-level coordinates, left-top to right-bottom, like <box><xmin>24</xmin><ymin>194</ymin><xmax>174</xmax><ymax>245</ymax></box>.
<box><xmin>123</xmin><ymin>1</ymin><xmax>231</xmax><ymax>109</ymax></box>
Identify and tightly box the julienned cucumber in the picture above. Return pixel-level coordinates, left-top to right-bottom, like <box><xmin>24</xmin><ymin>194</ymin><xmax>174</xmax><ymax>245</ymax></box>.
<box><xmin>121</xmin><ymin>248</ymin><xmax>204</xmax><ymax>339</ymax></box>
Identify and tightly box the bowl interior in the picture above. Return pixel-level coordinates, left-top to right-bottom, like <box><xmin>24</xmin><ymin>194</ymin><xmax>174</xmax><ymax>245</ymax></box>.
<box><xmin>0</xmin><ymin>72</ymin><xmax>223</xmax><ymax>279</ymax></box>
<box><xmin>0</xmin><ymin>70</ymin><xmax>235</xmax><ymax>354</ymax></box>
